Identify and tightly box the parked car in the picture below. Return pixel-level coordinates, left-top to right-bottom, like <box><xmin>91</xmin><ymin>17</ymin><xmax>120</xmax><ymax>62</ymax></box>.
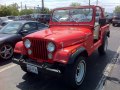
<box><xmin>1</xmin><ymin>20</ymin><xmax>13</xmax><ymax>26</ymax></box>
<box><xmin>13</xmin><ymin>6</ymin><xmax>110</xmax><ymax>88</ymax></box>
<box><xmin>0</xmin><ymin>17</ymin><xmax>8</xmax><ymax>24</ymax></box>
<box><xmin>106</xmin><ymin>13</ymin><xmax>113</xmax><ymax>23</ymax></box>
<box><xmin>0</xmin><ymin>17</ymin><xmax>13</xmax><ymax>25</ymax></box>
<box><xmin>0</xmin><ymin>17</ymin><xmax>13</xmax><ymax>29</ymax></box>
<box><xmin>112</xmin><ymin>12</ymin><xmax>120</xmax><ymax>26</ymax></box>
<box><xmin>38</xmin><ymin>14</ymin><xmax>51</xmax><ymax>24</ymax></box>
<box><xmin>6</xmin><ymin>16</ymin><xmax>15</xmax><ymax>20</ymax></box>
<box><xmin>0</xmin><ymin>21</ymin><xmax>48</xmax><ymax>60</ymax></box>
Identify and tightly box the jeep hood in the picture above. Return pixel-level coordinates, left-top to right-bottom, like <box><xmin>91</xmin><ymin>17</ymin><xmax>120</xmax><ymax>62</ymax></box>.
<box><xmin>25</xmin><ymin>26</ymin><xmax>92</xmax><ymax>47</ymax></box>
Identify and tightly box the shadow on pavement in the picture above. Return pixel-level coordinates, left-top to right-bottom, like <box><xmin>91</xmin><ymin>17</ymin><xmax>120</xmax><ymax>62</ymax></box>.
<box><xmin>106</xmin><ymin>76</ymin><xmax>120</xmax><ymax>84</ymax></box>
<box><xmin>0</xmin><ymin>59</ymin><xmax>12</xmax><ymax>67</ymax></box>
<box><xmin>16</xmin><ymin>49</ymin><xmax>116</xmax><ymax>90</ymax></box>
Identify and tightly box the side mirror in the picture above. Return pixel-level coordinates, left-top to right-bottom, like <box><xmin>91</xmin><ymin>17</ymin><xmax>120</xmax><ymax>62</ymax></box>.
<box><xmin>99</xmin><ymin>18</ymin><xmax>106</xmax><ymax>26</ymax></box>
<box><xmin>21</xmin><ymin>29</ymin><xmax>28</xmax><ymax>34</ymax></box>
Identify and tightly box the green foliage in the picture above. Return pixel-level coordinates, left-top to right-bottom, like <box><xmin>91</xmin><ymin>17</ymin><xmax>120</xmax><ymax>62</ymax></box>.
<box><xmin>42</xmin><ymin>7</ymin><xmax>50</xmax><ymax>14</ymax></box>
<box><xmin>0</xmin><ymin>5</ymin><xmax>11</xmax><ymax>16</ymax></box>
<box><xmin>70</xmin><ymin>2</ymin><xmax>81</xmax><ymax>7</ymax></box>
<box><xmin>0</xmin><ymin>3</ymin><xmax>50</xmax><ymax>16</ymax></box>
<box><xmin>20</xmin><ymin>9</ymin><xmax>33</xmax><ymax>15</ymax></box>
<box><xmin>8</xmin><ymin>3</ymin><xmax>19</xmax><ymax>16</ymax></box>
<box><xmin>114</xmin><ymin>6</ymin><xmax>120</xmax><ymax>13</ymax></box>
<box><xmin>0</xmin><ymin>3</ymin><xmax>19</xmax><ymax>16</ymax></box>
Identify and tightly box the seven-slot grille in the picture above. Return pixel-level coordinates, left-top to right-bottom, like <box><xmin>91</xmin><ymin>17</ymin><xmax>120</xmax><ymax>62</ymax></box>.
<box><xmin>31</xmin><ymin>39</ymin><xmax>48</xmax><ymax>60</ymax></box>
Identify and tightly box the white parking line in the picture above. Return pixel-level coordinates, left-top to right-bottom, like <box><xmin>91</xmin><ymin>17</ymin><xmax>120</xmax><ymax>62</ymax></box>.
<box><xmin>0</xmin><ymin>64</ymin><xmax>17</xmax><ymax>73</ymax></box>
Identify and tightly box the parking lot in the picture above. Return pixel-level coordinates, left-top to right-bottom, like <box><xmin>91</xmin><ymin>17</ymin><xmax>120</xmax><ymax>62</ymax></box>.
<box><xmin>0</xmin><ymin>25</ymin><xmax>119</xmax><ymax>90</ymax></box>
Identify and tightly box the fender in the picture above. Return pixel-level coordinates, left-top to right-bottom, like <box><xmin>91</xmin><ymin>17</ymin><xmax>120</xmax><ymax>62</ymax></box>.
<box><xmin>68</xmin><ymin>47</ymin><xmax>87</xmax><ymax>64</ymax></box>
<box><xmin>14</xmin><ymin>41</ymin><xmax>27</xmax><ymax>55</ymax></box>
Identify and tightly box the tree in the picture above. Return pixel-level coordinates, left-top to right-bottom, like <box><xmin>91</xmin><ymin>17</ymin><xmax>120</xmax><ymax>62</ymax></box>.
<box><xmin>0</xmin><ymin>3</ymin><xmax>19</xmax><ymax>16</ymax></box>
<box><xmin>8</xmin><ymin>3</ymin><xmax>19</xmax><ymax>16</ymax></box>
<box><xmin>114</xmin><ymin>6</ymin><xmax>120</xmax><ymax>13</ymax></box>
<box><xmin>0</xmin><ymin>5</ymin><xmax>11</xmax><ymax>16</ymax></box>
<box><xmin>20</xmin><ymin>9</ymin><xmax>34</xmax><ymax>15</ymax></box>
<box><xmin>70</xmin><ymin>2</ymin><xmax>81</xmax><ymax>7</ymax></box>
<box><xmin>42</xmin><ymin>7</ymin><xmax>50</xmax><ymax>14</ymax></box>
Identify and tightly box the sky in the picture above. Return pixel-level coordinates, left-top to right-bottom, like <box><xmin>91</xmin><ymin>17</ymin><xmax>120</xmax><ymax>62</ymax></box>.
<box><xmin>0</xmin><ymin>0</ymin><xmax>120</xmax><ymax>12</ymax></box>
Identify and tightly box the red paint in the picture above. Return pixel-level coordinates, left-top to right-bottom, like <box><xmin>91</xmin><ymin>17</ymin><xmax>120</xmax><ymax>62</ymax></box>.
<box><xmin>14</xmin><ymin>6</ymin><xmax>110</xmax><ymax>64</ymax></box>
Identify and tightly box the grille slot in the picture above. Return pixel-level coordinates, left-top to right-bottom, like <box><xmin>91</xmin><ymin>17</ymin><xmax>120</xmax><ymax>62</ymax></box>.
<box><xmin>31</xmin><ymin>39</ymin><xmax>48</xmax><ymax>60</ymax></box>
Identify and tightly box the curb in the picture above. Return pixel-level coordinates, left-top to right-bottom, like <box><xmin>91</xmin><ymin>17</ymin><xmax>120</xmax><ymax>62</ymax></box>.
<box><xmin>95</xmin><ymin>47</ymin><xmax>120</xmax><ymax>90</ymax></box>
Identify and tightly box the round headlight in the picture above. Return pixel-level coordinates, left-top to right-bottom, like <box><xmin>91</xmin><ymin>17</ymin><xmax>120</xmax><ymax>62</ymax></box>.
<box><xmin>28</xmin><ymin>49</ymin><xmax>32</xmax><ymax>55</ymax></box>
<box><xmin>24</xmin><ymin>39</ymin><xmax>31</xmax><ymax>48</ymax></box>
<box><xmin>47</xmin><ymin>42</ymin><xmax>55</xmax><ymax>52</ymax></box>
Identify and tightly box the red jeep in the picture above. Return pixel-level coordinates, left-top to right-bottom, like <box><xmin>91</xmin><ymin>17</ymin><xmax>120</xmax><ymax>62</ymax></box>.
<box><xmin>13</xmin><ymin>6</ymin><xmax>110</xmax><ymax>88</ymax></box>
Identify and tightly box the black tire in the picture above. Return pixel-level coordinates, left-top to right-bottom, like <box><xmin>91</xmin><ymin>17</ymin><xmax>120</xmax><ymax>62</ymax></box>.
<box><xmin>98</xmin><ymin>36</ymin><xmax>108</xmax><ymax>55</ymax></box>
<box><xmin>0</xmin><ymin>43</ymin><xmax>14</xmax><ymax>60</ymax></box>
<box><xmin>64</xmin><ymin>56</ymin><xmax>86</xmax><ymax>88</ymax></box>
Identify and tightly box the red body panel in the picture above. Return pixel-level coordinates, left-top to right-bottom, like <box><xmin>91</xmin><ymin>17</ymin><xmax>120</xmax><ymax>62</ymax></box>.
<box><xmin>14</xmin><ymin>5</ymin><xmax>109</xmax><ymax>64</ymax></box>
<box><xmin>14</xmin><ymin>41</ymin><xmax>27</xmax><ymax>55</ymax></box>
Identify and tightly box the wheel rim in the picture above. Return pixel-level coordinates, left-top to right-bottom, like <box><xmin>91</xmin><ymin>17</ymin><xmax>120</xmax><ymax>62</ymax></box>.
<box><xmin>75</xmin><ymin>60</ymin><xmax>85</xmax><ymax>84</ymax></box>
<box><xmin>104</xmin><ymin>38</ymin><xmax>108</xmax><ymax>52</ymax></box>
<box><xmin>0</xmin><ymin>44</ymin><xmax>13</xmax><ymax>59</ymax></box>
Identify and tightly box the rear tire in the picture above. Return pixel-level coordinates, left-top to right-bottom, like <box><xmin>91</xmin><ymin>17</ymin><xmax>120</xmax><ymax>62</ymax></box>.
<box><xmin>64</xmin><ymin>56</ymin><xmax>86</xmax><ymax>88</ymax></box>
<box><xmin>98</xmin><ymin>36</ymin><xmax>108</xmax><ymax>55</ymax></box>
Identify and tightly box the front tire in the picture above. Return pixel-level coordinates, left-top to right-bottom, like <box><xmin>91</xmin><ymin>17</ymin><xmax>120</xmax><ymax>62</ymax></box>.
<box><xmin>64</xmin><ymin>56</ymin><xmax>86</xmax><ymax>88</ymax></box>
<box><xmin>98</xmin><ymin>36</ymin><xmax>108</xmax><ymax>55</ymax></box>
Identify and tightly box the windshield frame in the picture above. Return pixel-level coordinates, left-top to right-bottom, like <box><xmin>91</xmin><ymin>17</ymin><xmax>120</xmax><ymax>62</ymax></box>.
<box><xmin>50</xmin><ymin>6</ymin><xmax>95</xmax><ymax>26</ymax></box>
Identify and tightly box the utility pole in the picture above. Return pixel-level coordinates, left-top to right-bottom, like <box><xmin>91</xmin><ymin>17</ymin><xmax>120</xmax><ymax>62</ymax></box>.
<box><xmin>41</xmin><ymin>0</ymin><xmax>44</xmax><ymax>13</ymax></box>
<box><xmin>96</xmin><ymin>0</ymin><xmax>98</xmax><ymax>5</ymax></box>
<box><xmin>21</xmin><ymin>2</ymin><xmax>22</xmax><ymax>10</ymax></box>
<box><xmin>89</xmin><ymin>0</ymin><xmax>90</xmax><ymax>6</ymax></box>
<box><xmin>25</xmin><ymin>4</ymin><xmax>27</xmax><ymax>9</ymax></box>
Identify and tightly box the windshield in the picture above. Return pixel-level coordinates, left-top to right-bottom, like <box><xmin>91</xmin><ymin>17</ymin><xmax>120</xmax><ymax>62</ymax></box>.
<box><xmin>52</xmin><ymin>8</ymin><xmax>93</xmax><ymax>22</ymax></box>
<box><xmin>0</xmin><ymin>22</ymin><xmax>22</xmax><ymax>34</ymax></box>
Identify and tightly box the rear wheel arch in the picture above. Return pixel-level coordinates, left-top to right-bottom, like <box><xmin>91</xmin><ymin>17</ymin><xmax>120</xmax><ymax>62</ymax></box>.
<box><xmin>98</xmin><ymin>33</ymin><xmax>108</xmax><ymax>55</ymax></box>
<box><xmin>1</xmin><ymin>40</ymin><xmax>15</xmax><ymax>47</ymax></box>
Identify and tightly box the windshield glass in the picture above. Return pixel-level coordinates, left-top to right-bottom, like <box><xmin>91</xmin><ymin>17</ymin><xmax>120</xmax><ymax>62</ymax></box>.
<box><xmin>0</xmin><ymin>22</ymin><xmax>22</xmax><ymax>34</ymax></box>
<box><xmin>52</xmin><ymin>8</ymin><xmax>93</xmax><ymax>22</ymax></box>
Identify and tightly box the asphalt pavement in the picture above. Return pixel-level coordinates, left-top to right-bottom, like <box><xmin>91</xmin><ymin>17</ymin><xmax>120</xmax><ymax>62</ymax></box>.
<box><xmin>103</xmin><ymin>50</ymin><xmax>120</xmax><ymax>90</ymax></box>
<box><xmin>0</xmin><ymin>25</ymin><xmax>120</xmax><ymax>90</ymax></box>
